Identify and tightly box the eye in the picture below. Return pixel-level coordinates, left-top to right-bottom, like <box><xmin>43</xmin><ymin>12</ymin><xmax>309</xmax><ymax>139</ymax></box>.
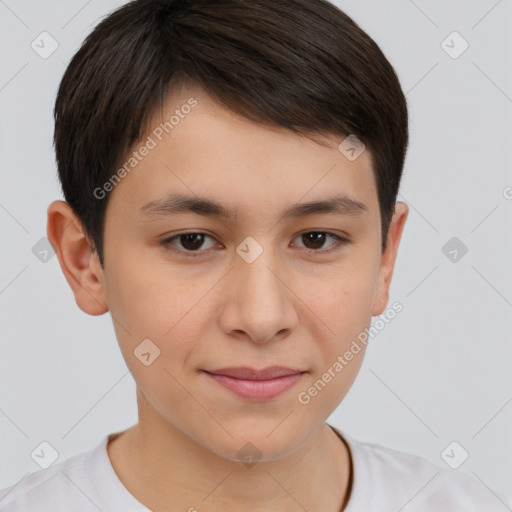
<box><xmin>292</xmin><ymin>231</ymin><xmax>350</xmax><ymax>254</ymax></box>
<box><xmin>160</xmin><ymin>230</ymin><xmax>350</xmax><ymax>258</ymax></box>
<box><xmin>160</xmin><ymin>232</ymin><xmax>218</xmax><ymax>257</ymax></box>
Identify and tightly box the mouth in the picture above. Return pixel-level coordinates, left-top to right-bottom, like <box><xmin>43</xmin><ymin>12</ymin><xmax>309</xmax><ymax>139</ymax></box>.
<box><xmin>202</xmin><ymin>366</ymin><xmax>306</xmax><ymax>401</ymax></box>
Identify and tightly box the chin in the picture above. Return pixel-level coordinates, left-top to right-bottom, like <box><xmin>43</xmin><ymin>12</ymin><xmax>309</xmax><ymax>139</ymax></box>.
<box><xmin>203</xmin><ymin>423</ymin><xmax>310</xmax><ymax>465</ymax></box>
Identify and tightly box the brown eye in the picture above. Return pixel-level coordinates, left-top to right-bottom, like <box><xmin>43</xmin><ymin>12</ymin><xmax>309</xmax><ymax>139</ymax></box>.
<box><xmin>294</xmin><ymin>231</ymin><xmax>350</xmax><ymax>253</ymax></box>
<box><xmin>160</xmin><ymin>232</ymin><xmax>217</xmax><ymax>257</ymax></box>
<box><xmin>176</xmin><ymin>233</ymin><xmax>206</xmax><ymax>251</ymax></box>
<box><xmin>160</xmin><ymin>230</ymin><xmax>350</xmax><ymax>259</ymax></box>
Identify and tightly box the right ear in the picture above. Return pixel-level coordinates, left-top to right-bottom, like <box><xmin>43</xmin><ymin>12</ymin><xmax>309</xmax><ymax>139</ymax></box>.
<box><xmin>46</xmin><ymin>200</ymin><xmax>109</xmax><ymax>316</ymax></box>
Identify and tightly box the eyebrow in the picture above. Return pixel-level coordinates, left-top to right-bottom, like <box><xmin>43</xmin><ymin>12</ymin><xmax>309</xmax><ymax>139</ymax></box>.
<box><xmin>139</xmin><ymin>193</ymin><xmax>368</xmax><ymax>222</ymax></box>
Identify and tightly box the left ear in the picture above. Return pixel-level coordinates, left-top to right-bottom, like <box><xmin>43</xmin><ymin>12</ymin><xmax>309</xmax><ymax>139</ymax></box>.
<box><xmin>372</xmin><ymin>201</ymin><xmax>409</xmax><ymax>316</ymax></box>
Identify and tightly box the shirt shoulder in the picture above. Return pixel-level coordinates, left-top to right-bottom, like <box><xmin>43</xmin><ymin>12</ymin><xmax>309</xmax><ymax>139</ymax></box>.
<box><xmin>0</xmin><ymin>432</ymin><xmax>148</xmax><ymax>512</ymax></box>
<box><xmin>330</xmin><ymin>427</ymin><xmax>512</xmax><ymax>512</ymax></box>
<box><xmin>0</xmin><ymin>446</ymin><xmax>98</xmax><ymax>512</ymax></box>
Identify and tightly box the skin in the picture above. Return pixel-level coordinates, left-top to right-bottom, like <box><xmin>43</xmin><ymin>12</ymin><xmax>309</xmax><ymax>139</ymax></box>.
<box><xmin>47</xmin><ymin>81</ymin><xmax>408</xmax><ymax>512</ymax></box>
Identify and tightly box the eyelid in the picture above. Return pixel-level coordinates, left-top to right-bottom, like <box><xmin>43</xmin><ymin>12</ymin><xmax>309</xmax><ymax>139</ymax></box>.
<box><xmin>160</xmin><ymin>230</ymin><xmax>351</xmax><ymax>258</ymax></box>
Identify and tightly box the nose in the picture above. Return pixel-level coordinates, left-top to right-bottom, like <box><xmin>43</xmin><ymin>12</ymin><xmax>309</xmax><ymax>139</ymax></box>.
<box><xmin>218</xmin><ymin>242</ymin><xmax>299</xmax><ymax>344</ymax></box>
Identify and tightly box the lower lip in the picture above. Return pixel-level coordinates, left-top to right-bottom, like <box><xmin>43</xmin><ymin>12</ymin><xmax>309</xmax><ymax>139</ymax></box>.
<box><xmin>203</xmin><ymin>371</ymin><xmax>305</xmax><ymax>401</ymax></box>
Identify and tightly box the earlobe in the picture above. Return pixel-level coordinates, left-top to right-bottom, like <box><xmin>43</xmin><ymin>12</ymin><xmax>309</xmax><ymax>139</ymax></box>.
<box><xmin>46</xmin><ymin>200</ymin><xmax>109</xmax><ymax>316</ymax></box>
<box><xmin>371</xmin><ymin>201</ymin><xmax>409</xmax><ymax>316</ymax></box>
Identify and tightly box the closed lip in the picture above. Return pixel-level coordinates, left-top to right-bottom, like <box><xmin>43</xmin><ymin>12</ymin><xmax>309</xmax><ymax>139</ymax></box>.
<box><xmin>203</xmin><ymin>366</ymin><xmax>306</xmax><ymax>381</ymax></box>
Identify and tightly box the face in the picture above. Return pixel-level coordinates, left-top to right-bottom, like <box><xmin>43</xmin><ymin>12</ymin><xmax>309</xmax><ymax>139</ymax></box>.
<box><xmin>49</xmin><ymin>81</ymin><xmax>408</xmax><ymax>463</ymax></box>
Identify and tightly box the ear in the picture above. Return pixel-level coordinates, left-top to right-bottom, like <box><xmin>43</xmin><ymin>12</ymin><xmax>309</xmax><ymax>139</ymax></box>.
<box><xmin>46</xmin><ymin>200</ymin><xmax>108</xmax><ymax>316</ymax></box>
<box><xmin>371</xmin><ymin>201</ymin><xmax>409</xmax><ymax>316</ymax></box>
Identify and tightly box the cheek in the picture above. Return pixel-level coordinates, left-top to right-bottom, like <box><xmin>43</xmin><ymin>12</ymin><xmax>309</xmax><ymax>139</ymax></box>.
<box><xmin>290</xmin><ymin>254</ymin><xmax>377</xmax><ymax>410</ymax></box>
<box><xmin>308</xmin><ymin>282</ymin><xmax>372</xmax><ymax>388</ymax></box>
<box><xmin>297</xmin><ymin>257</ymin><xmax>377</xmax><ymax>343</ymax></box>
<box><xmin>106</xmin><ymin>245</ymin><xmax>197</xmax><ymax>330</ymax></box>
<box><xmin>294</xmin><ymin>274</ymin><xmax>373</xmax><ymax>415</ymax></box>
<box><xmin>104</xmin><ymin>250</ymin><xmax>214</xmax><ymax>375</ymax></box>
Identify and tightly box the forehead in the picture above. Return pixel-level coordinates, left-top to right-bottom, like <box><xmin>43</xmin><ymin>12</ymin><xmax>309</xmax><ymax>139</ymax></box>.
<box><xmin>107</xmin><ymin>83</ymin><xmax>379</xmax><ymax>225</ymax></box>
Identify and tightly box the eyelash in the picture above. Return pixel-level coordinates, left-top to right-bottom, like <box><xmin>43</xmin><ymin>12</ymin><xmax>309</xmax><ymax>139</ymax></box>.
<box><xmin>159</xmin><ymin>231</ymin><xmax>350</xmax><ymax>258</ymax></box>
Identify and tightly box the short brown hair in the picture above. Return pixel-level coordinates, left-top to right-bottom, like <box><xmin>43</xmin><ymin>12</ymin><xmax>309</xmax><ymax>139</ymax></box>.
<box><xmin>54</xmin><ymin>0</ymin><xmax>408</xmax><ymax>267</ymax></box>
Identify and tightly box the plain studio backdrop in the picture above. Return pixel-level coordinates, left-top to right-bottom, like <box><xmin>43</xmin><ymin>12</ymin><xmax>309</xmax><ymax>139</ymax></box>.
<box><xmin>1</xmin><ymin>0</ymin><xmax>511</xmax><ymax>504</ymax></box>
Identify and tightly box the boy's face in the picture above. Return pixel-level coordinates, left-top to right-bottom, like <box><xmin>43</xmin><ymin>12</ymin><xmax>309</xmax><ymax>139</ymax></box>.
<box><xmin>49</xmin><ymin>82</ymin><xmax>408</xmax><ymax>461</ymax></box>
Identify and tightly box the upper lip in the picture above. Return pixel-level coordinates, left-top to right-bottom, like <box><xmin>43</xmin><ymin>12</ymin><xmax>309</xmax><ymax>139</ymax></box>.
<box><xmin>204</xmin><ymin>366</ymin><xmax>305</xmax><ymax>381</ymax></box>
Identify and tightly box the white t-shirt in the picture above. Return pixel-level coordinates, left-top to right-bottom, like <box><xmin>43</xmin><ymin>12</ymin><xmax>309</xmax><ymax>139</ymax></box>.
<box><xmin>1</xmin><ymin>426</ymin><xmax>511</xmax><ymax>511</ymax></box>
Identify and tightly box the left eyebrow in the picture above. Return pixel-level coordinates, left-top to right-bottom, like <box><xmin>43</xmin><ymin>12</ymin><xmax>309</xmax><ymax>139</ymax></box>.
<box><xmin>138</xmin><ymin>193</ymin><xmax>368</xmax><ymax>222</ymax></box>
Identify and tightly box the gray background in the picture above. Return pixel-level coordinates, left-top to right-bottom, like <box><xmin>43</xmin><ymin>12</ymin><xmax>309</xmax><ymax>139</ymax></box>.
<box><xmin>1</xmin><ymin>0</ymin><xmax>511</xmax><ymax>505</ymax></box>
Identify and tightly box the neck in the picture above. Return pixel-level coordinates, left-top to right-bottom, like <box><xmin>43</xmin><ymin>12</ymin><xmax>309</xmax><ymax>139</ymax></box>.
<box><xmin>107</xmin><ymin>402</ymin><xmax>352</xmax><ymax>512</ymax></box>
